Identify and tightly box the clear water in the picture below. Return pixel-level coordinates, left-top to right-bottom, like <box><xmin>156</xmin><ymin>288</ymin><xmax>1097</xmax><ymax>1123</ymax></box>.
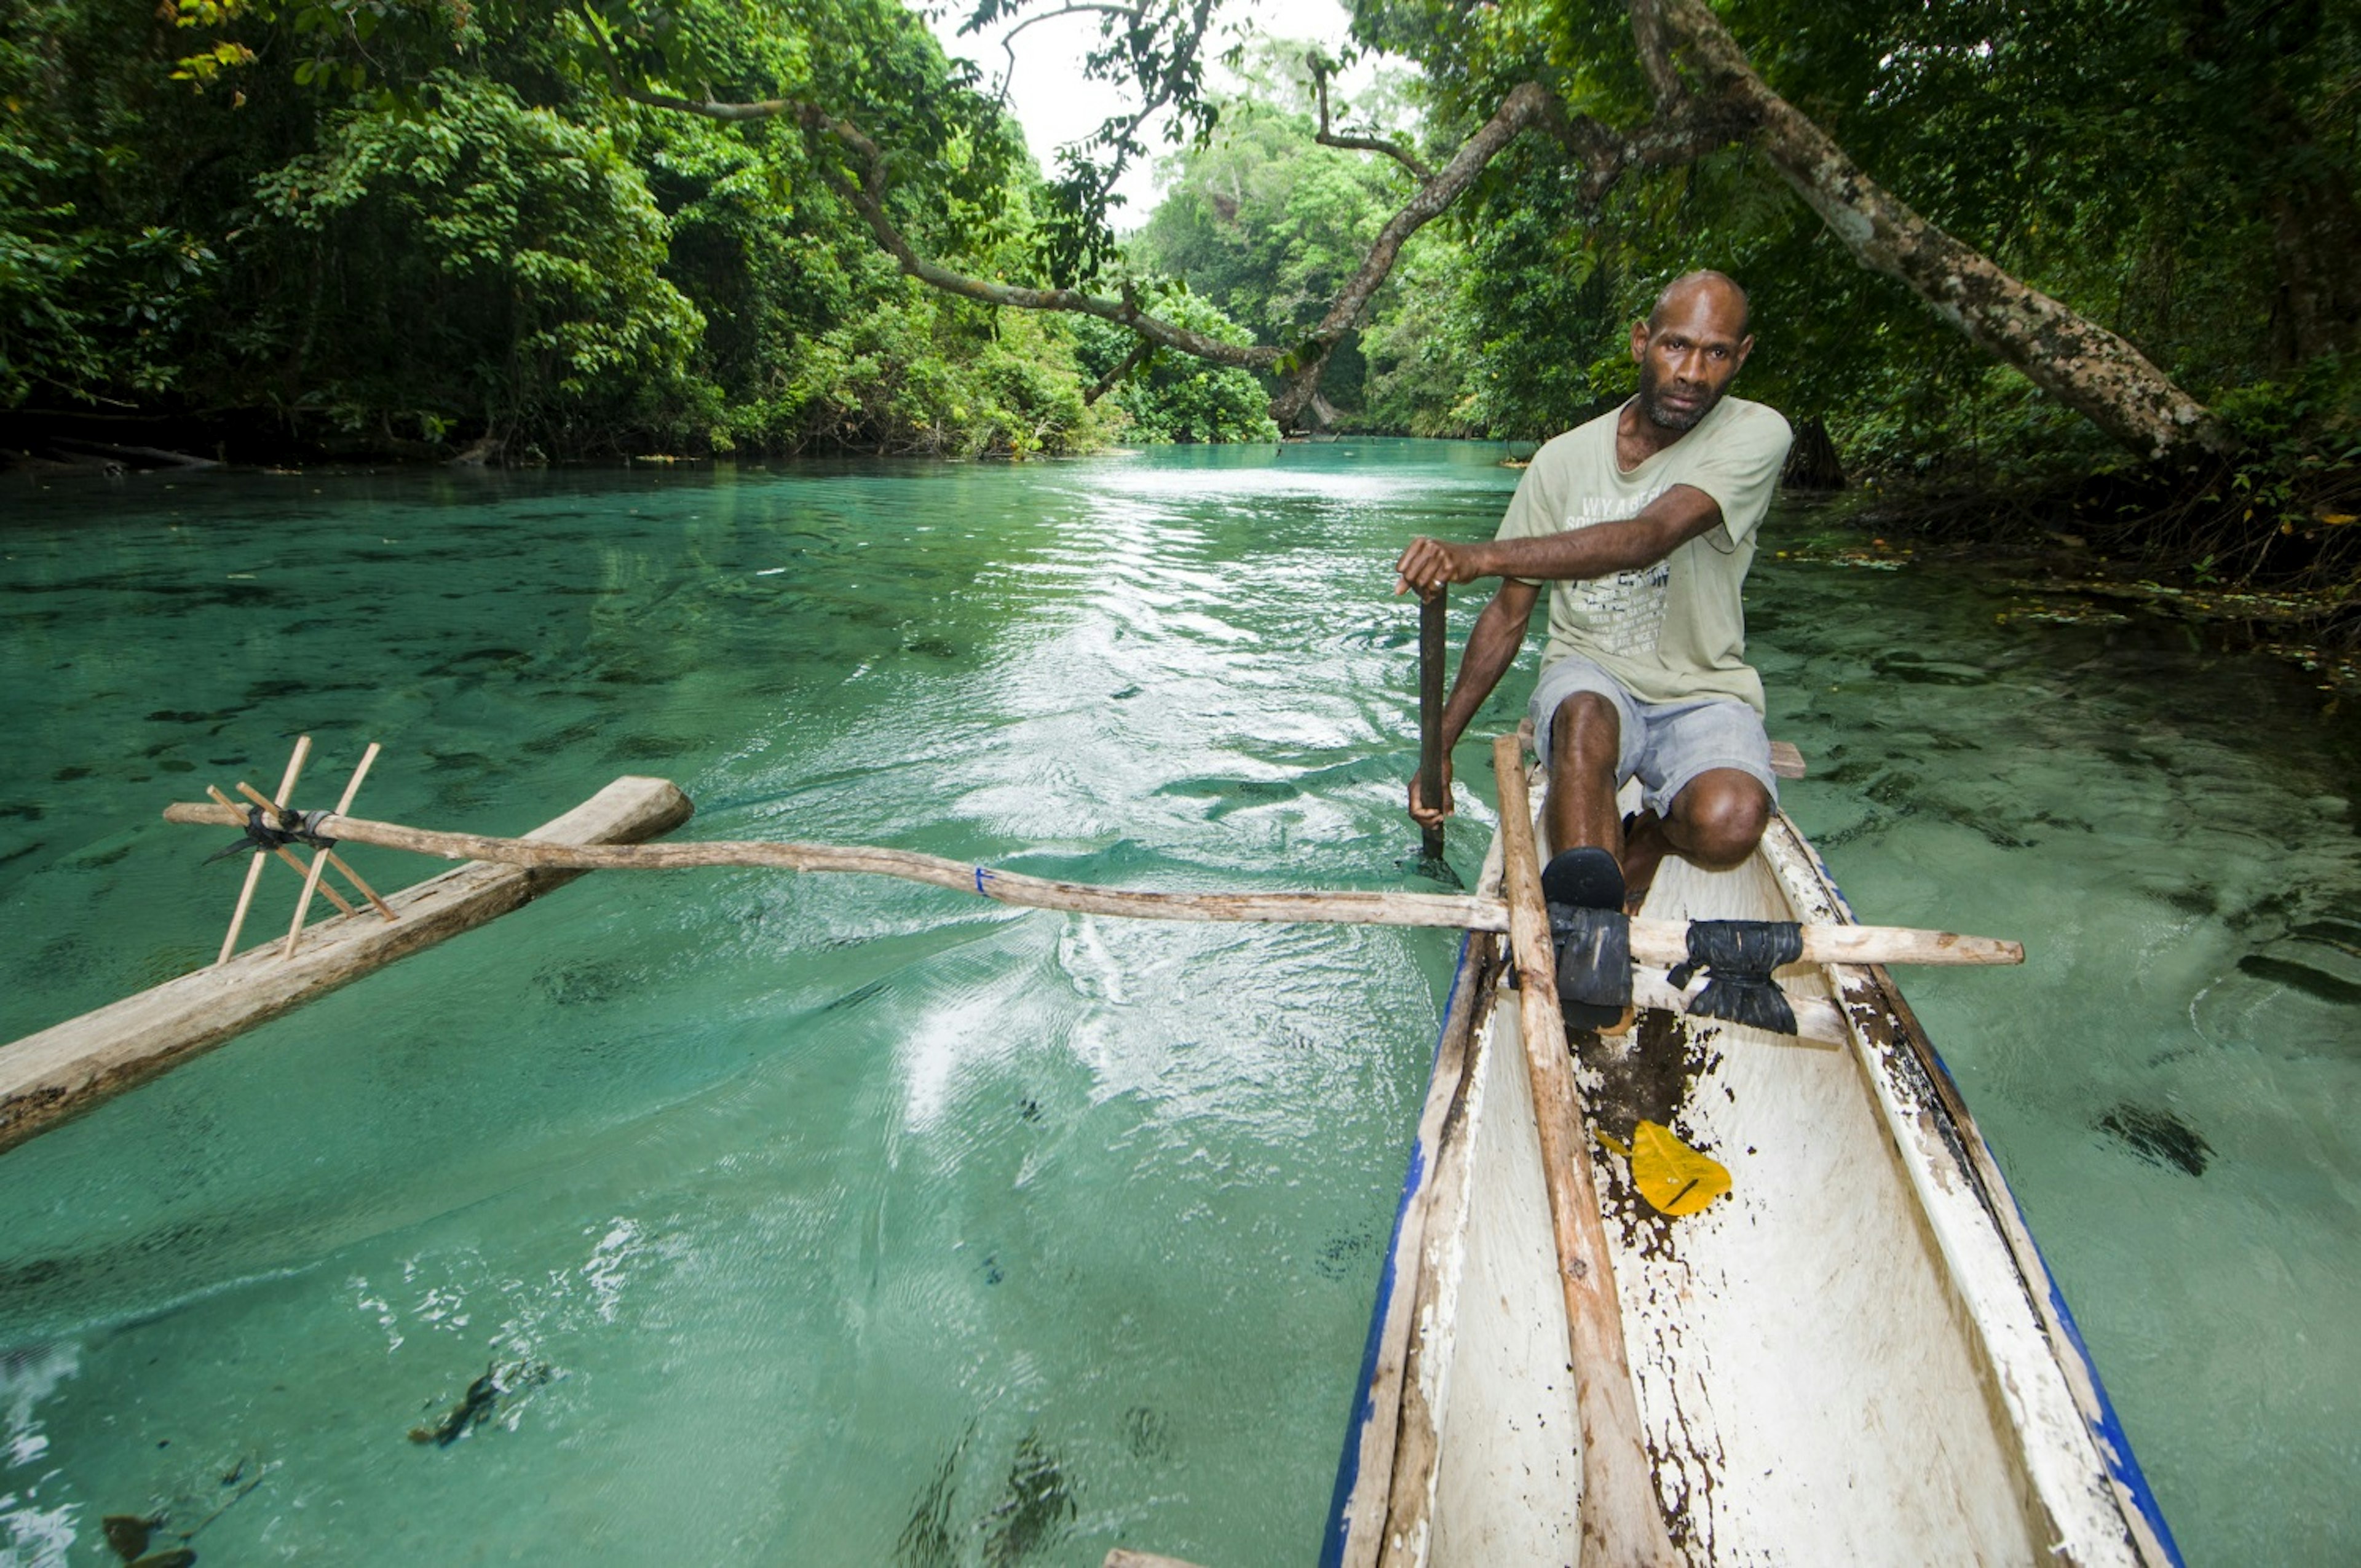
<box><xmin>1</xmin><ymin>445</ymin><xmax>2354</xmax><ymax>1565</ymax></box>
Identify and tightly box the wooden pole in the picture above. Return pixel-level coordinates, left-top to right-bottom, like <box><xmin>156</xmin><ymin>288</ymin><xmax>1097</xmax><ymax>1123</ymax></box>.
<box><xmin>215</xmin><ymin>736</ymin><xmax>309</xmax><ymax>965</ymax></box>
<box><xmin>2</xmin><ymin>776</ymin><xmax>692</xmax><ymax>1158</ymax></box>
<box><xmin>1417</xmin><ymin>587</ymin><xmax>1446</xmax><ymax>865</ymax></box>
<box><xmin>161</xmin><ymin>800</ymin><xmax>2023</xmax><ymax>968</ymax></box>
<box><xmin>282</xmin><ymin>741</ymin><xmax>381</xmax><ymax>958</ymax></box>
<box><xmin>1490</xmin><ymin>734</ymin><xmax>1679</xmax><ymax>1565</ymax></box>
<box><xmin>319</xmin><ymin>849</ymin><xmax>394</xmax><ymax>920</ymax></box>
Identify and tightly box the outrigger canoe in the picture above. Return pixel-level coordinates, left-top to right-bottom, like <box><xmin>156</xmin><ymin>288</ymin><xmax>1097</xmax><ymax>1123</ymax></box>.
<box><xmin>1316</xmin><ymin>743</ymin><xmax>2181</xmax><ymax>1567</ymax></box>
<box><xmin>8</xmin><ymin>736</ymin><xmax>2175</xmax><ymax>1565</ymax></box>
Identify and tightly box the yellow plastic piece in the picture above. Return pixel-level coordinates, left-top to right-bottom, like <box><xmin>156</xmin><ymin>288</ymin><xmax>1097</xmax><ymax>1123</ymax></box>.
<box><xmin>1596</xmin><ymin>1120</ymin><xmax>1732</xmax><ymax>1216</ymax></box>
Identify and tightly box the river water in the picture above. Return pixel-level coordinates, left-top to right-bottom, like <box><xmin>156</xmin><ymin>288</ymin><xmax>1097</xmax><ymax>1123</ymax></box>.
<box><xmin>0</xmin><ymin>443</ymin><xmax>2352</xmax><ymax>1565</ymax></box>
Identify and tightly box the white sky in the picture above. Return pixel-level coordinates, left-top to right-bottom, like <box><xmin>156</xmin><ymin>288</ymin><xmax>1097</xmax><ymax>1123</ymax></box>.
<box><xmin>928</xmin><ymin>0</ymin><xmax>1369</xmax><ymax>225</ymax></box>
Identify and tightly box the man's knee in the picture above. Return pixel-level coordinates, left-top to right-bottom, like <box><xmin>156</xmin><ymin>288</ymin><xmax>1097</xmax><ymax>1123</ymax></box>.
<box><xmin>1671</xmin><ymin>770</ymin><xmax>1771</xmax><ymax>866</ymax></box>
<box><xmin>1549</xmin><ymin>691</ymin><xmax>1619</xmax><ymax>769</ymax></box>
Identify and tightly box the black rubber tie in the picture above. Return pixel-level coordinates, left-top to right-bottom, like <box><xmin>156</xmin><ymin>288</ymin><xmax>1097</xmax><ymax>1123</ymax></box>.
<box><xmin>1549</xmin><ymin>903</ymin><xmax>1632</xmax><ymax>1010</ymax></box>
<box><xmin>205</xmin><ymin>804</ymin><xmax>299</xmax><ymax>865</ymax></box>
<box><xmin>1669</xmin><ymin>919</ymin><xmax>1803</xmax><ymax>1034</ymax></box>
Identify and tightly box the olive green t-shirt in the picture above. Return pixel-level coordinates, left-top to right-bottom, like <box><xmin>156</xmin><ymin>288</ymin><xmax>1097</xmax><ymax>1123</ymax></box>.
<box><xmin>1497</xmin><ymin>395</ymin><xmax>1792</xmax><ymax>712</ymax></box>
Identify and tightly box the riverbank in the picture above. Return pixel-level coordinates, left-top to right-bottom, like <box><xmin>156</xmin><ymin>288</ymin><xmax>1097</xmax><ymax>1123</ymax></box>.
<box><xmin>1790</xmin><ymin>450</ymin><xmax>2361</xmax><ymax>693</ymax></box>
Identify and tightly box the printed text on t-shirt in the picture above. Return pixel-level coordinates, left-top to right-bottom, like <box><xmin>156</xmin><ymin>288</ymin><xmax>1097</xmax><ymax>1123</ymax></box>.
<box><xmin>1561</xmin><ymin>488</ymin><xmax>1671</xmax><ymax>657</ymax></box>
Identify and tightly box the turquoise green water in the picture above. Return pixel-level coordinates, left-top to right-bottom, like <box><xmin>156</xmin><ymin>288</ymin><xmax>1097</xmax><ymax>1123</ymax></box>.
<box><xmin>1</xmin><ymin>445</ymin><xmax>2355</xmax><ymax>1564</ymax></box>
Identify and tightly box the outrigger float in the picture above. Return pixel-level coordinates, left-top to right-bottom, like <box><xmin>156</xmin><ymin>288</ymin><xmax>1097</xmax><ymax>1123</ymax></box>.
<box><xmin>0</xmin><ymin>726</ymin><xmax>2177</xmax><ymax>1566</ymax></box>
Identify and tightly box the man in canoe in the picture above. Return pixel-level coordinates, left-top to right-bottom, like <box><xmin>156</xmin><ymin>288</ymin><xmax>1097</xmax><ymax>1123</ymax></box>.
<box><xmin>1394</xmin><ymin>269</ymin><xmax>1792</xmax><ymax>929</ymax></box>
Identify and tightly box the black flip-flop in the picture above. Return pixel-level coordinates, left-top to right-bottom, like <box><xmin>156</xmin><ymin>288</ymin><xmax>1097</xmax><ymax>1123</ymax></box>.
<box><xmin>1541</xmin><ymin>847</ymin><xmax>1632</xmax><ymax>1032</ymax></box>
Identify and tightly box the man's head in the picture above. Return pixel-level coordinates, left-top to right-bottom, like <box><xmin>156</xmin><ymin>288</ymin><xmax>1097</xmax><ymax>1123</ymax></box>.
<box><xmin>1629</xmin><ymin>271</ymin><xmax>1754</xmax><ymax>434</ymax></box>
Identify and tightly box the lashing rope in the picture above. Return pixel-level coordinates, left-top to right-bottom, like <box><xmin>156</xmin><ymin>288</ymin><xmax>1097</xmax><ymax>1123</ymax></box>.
<box><xmin>205</xmin><ymin>804</ymin><xmax>340</xmax><ymax>865</ymax></box>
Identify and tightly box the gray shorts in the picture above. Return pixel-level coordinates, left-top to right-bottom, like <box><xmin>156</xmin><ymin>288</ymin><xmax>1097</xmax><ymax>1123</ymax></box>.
<box><xmin>1528</xmin><ymin>655</ymin><xmax>1777</xmax><ymax>818</ymax></box>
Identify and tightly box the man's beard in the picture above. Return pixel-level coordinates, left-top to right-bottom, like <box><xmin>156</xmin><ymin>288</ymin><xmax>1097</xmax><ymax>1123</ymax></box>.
<box><xmin>1639</xmin><ymin>365</ymin><xmax>1713</xmax><ymax>432</ymax></box>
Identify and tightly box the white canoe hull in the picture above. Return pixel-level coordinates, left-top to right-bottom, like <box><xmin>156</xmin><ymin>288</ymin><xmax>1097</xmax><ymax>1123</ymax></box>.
<box><xmin>1323</xmin><ymin>798</ymin><xmax>2180</xmax><ymax>1567</ymax></box>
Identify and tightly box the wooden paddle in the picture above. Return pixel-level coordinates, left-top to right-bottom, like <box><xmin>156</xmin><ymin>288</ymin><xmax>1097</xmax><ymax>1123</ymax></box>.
<box><xmin>1413</xmin><ymin>585</ymin><xmax>1450</xmax><ymax>877</ymax></box>
<box><xmin>1490</xmin><ymin>733</ymin><xmax>1679</xmax><ymax>1564</ymax></box>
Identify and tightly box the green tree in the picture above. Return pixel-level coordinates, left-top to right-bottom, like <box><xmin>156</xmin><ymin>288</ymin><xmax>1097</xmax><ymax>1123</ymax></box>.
<box><xmin>248</xmin><ymin>71</ymin><xmax>711</xmax><ymax>448</ymax></box>
<box><xmin>0</xmin><ymin>0</ymin><xmax>1153</xmax><ymax>457</ymax></box>
<box><xmin>1074</xmin><ymin>289</ymin><xmax>1279</xmax><ymax>443</ymax></box>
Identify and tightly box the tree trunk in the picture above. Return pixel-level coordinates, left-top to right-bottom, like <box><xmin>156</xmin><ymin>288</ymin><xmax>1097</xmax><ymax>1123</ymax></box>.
<box><xmin>1653</xmin><ymin>0</ymin><xmax>2228</xmax><ymax>460</ymax></box>
<box><xmin>1780</xmin><ymin>416</ymin><xmax>1845</xmax><ymax>491</ymax></box>
<box><xmin>2255</xmin><ymin>92</ymin><xmax>2361</xmax><ymax>365</ymax></box>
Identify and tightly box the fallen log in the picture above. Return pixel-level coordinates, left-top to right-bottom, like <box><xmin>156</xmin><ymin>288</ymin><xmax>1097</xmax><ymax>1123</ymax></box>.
<box><xmin>0</xmin><ymin>776</ymin><xmax>691</xmax><ymax>1157</ymax></box>
<box><xmin>50</xmin><ymin>436</ymin><xmax>220</xmax><ymax>470</ymax></box>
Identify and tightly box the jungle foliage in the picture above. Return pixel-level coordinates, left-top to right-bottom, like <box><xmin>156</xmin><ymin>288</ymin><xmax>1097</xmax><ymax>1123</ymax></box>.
<box><xmin>1333</xmin><ymin>0</ymin><xmax>2361</xmax><ymax>484</ymax></box>
<box><xmin>0</xmin><ymin>0</ymin><xmax>1264</xmax><ymax>457</ymax></box>
<box><xmin>5</xmin><ymin>0</ymin><xmax>2359</xmax><ymax>536</ymax></box>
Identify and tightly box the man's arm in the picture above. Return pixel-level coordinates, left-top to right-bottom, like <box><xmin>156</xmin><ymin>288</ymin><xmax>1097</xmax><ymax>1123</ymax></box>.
<box><xmin>1393</xmin><ymin>483</ymin><xmax>1728</xmax><ymax>826</ymax></box>
<box><xmin>1391</xmin><ymin>482</ymin><xmax>1728</xmax><ymax>596</ymax></box>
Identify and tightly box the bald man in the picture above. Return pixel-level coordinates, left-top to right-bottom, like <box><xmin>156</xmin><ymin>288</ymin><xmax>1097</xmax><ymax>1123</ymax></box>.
<box><xmin>1394</xmin><ymin>271</ymin><xmax>1792</xmax><ymax>937</ymax></box>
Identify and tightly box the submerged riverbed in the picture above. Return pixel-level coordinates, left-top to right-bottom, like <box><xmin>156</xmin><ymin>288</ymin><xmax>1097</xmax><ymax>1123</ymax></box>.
<box><xmin>2</xmin><ymin>443</ymin><xmax>2354</xmax><ymax>1564</ymax></box>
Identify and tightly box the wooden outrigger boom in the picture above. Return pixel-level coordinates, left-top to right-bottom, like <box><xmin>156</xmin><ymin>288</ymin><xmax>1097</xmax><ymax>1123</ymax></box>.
<box><xmin>156</xmin><ymin>798</ymin><xmax>2022</xmax><ymax>970</ymax></box>
<box><xmin>3</xmin><ymin>764</ymin><xmax>2019</xmax><ymax>1160</ymax></box>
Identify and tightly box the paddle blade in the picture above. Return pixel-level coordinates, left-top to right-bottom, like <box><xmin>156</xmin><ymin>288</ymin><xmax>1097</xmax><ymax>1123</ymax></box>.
<box><xmin>1398</xmin><ymin>850</ymin><xmax>1465</xmax><ymax>889</ymax></box>
<box><xmin>1597</xmin><ymin>1120</ymin><xmax>1731</xmax><ymax>1216</ymax></box>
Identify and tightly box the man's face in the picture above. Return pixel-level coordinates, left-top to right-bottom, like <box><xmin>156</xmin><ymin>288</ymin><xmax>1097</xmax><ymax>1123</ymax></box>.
<box><xmin>1629</xmin><ymin>287</ymin><xmax>1754</xmax><ymax>433</ymax></box>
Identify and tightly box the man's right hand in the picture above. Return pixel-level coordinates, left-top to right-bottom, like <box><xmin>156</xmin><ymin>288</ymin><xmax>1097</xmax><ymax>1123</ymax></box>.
<box><xmin>1393</xmin><ymin>536</ymin><xmax>1484</xmax><ymax>598</ymax></box>
<box><xmin>1408</xmin><ymin>759</ymin><xmax>1455</xmax><ymax>828</ymax></box>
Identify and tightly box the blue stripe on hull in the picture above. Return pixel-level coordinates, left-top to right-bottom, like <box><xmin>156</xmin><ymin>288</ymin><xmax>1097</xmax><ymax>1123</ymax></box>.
<box><xmin>2017</xmin><ymin>1189</ymin><xmax>2186</xmax><ymax>1565</ymax></box>
<box><xmin>1318</xmin><ymin>930</ymin><xmax>1474</xmax><ymax>1568</ymax></box>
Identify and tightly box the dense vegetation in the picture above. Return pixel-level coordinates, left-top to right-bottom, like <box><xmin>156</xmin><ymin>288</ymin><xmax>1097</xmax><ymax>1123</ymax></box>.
<box><xmin>4</xmin><ymin>0</ymin><xmax>2358</xmax><ymax>632</ymax></box>
<box><xmin>0</xmin><ymin>0</ymin><xmax>1270</xmax><ymax>459</ymax></box>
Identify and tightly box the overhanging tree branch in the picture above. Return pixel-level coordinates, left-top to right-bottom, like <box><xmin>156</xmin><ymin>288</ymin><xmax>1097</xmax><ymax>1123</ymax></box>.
<box><xmin>1086</xmin><ymin>335</ymin><xmax>1157</xmax><ymax>403</ymax></box>
<box><xmin>797</xmin><ymin>107</ymin><xmax>1283</xmax><ymax>369</ymax></box>
<box><xmin>1270</xmin><ymin>81</ymin><xmax>1571</xmax><ymax>425</ymax></box>
<box><xmin>591</xmin><ymin>0</ymin><xmax>2225</xmax><ymax>457</ymax></box>
<box><xmin>1268</xmin><ymin>73</ymin><xmax>1745</xmax><ymax>426</ymax></box>
<box><xmin>973</xmin><ymin>4</ymin><xmax>1143</xmax><ymax>106</ymax></box>
<box><xmin>618</xmin><ymin>85</ymin><xmax>801</xmax><ymax>122</ymax></box>
<box><xmin>1311</xmin><ymin>55</ymin><xmax>1434</xmax><ymax>182</ymax></box>
<box><xmin>1644</xmin><ymin>0</ymin><xmax>2228</xmax><ymax>457</ymax></box>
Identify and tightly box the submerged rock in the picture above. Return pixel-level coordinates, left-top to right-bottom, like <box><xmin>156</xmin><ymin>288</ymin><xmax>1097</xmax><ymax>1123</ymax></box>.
<box><xmin>2097</xmin><ymin>1104</ymin><xmax>2213</xmax><ymax>1177</ymax></box>
<box><xmin>983</xmin><ymin>1434</ymin><xmax>1075</xmax><ymax>1567</ymax></box>
<box><xmin>409</xmin><ymin>1361</ymin><xmax>551</xmax><ymax>1447</ymax></box>
<box><xmin>101</xmin><ymin>1515</ymin><xmax>156</xmax><ymax>1561</ymax></box>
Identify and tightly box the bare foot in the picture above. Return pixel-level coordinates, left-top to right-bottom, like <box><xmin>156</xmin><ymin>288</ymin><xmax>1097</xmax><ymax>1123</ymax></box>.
<box><xmin>1620</xmin><ymin>809</ymin><xmax>1668</xmax><ymax>915</ymax></box>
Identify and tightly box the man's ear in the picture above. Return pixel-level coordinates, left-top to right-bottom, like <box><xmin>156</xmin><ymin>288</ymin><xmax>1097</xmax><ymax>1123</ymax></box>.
<box><xmin>1733</xmin><ymin>333</ymin><xmax>1756</xmax><ymax>372</ymax></box>
<box><xmin>1628</xmin><ymin>319</ymin><xmax>1650</xmax><ymax>363</ymax></box>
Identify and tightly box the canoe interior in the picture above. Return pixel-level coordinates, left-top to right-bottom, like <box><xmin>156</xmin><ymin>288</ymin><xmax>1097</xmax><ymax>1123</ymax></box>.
<box><xmin>1324</xmin><ymin>784</ymin><xmax>2180</xmax><ymax>1567</ymax></box>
